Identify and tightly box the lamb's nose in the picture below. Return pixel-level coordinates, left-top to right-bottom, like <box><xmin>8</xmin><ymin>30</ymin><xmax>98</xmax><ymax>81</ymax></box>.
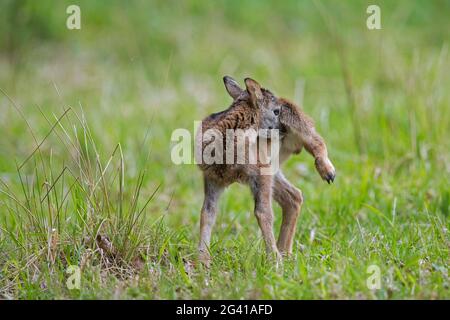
<box><xmin>268</xmin><ymin>126</ymin><xmax>273</xmax><ymax>130</ymax></box>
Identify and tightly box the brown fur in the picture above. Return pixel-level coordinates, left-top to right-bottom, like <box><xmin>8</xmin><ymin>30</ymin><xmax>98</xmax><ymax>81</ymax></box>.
<box><xmin>196</xmin><ymin>77</ymin><xmax>335</xmax><ymax>267</ymax></box>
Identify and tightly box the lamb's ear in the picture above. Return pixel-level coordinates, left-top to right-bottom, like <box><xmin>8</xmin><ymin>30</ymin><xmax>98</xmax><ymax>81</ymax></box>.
<box><xmin>223</xmin><ymin>76</ymin><xmax>244</xmax><ymax>100</ymax></box>
<box><xmin>279</xmin><ymin>101</ymin><xmax>312</xmax><ymax>134</ymax></box>
<box><xmin>244</xmin><ymin>78</ymin><xmax>263</xmax><ymax>108</ymax></box>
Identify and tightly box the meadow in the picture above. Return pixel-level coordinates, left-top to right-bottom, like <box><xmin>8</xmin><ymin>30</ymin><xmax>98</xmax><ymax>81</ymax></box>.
<box><xmin>0</xmin><ymin>0</ymin><xmax>448</xmax><ymax>299</ymax></box>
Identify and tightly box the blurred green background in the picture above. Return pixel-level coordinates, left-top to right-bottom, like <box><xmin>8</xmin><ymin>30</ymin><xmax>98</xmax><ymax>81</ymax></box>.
<box><xmin>0</xmin><ymin>0</ymin><xmax>448</xmax><ymax>299</ymax></box>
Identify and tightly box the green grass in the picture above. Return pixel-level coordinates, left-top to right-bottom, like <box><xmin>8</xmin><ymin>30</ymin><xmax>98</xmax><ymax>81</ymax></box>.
<box><xmin>0</xmin><ymin>0</ymin><xmax>449</xmax><ymax>299</ymax></box>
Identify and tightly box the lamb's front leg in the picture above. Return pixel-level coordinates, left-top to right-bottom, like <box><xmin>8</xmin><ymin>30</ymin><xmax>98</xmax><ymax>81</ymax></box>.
<box><xmin>198</xmin><ymin>177</ymin><xmax>223</xmax><ymax>267</ymax></box>
<box><xmin>250</xmin><ymin>175</ymin><xmax>282</xmax><ymax>265</ymax></box>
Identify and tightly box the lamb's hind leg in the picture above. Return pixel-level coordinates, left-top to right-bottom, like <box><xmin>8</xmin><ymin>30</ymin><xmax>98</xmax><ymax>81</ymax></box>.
<box><xmin>273</xmin><ymin>171</ymin><xmax>303</xmax><ymax>255</ymax></box>
<box><xmin>198</xmin><ymin>176</ymin><xmax>224</xmax><ymax>266</ymax></box>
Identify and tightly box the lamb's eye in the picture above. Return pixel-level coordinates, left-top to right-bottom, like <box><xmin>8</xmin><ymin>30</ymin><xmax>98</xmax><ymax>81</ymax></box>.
<box><xmin>273</xmin><ymin>109</ymin><xmax>280</xmax><ymax>116</ymax></box>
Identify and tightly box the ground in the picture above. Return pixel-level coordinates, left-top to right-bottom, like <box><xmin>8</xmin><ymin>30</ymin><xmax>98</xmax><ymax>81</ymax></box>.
<box><xmin>0</xmin><ymin>0</ymin><xmax>448</xmax><ymax>299</ymax></box>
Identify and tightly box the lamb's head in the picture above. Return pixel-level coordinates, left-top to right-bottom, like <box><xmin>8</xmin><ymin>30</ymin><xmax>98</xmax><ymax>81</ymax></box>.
<box><xmin>223</xmin><ymin>76</ymin><xmax>285</xmax><ymax>138</ymax></box>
